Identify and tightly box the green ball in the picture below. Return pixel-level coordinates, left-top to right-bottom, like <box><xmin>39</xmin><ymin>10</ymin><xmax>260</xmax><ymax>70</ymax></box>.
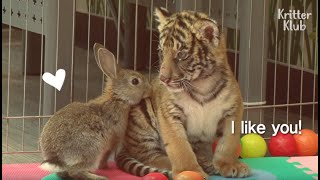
<box><xmin>240</xmin><ymin>133</ymin><xmax>267</xmax><ymax>158</ymax></box>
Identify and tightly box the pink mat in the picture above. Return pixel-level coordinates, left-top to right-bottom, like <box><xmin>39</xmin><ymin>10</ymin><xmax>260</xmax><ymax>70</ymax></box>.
<box><xmin>2</xmin><ymin>163</ymin><xmax>49</xmax><ymax>180</ymax></box>
<box><xmin>2</xmin><ymin>162</ymin><xmax>142</xmax><ymax>180</ymax></box>
<box><xmin>287</xmin><ymin>156</ymin><xmax>318</xmax><ymax>175</ymax></box>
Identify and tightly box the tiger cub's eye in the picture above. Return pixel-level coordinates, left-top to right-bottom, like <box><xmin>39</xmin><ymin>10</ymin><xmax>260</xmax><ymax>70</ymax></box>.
<box><xmin>176</xmin><ymin>50</ymin><xmax>189</xmax><ymax>60</ymax></box>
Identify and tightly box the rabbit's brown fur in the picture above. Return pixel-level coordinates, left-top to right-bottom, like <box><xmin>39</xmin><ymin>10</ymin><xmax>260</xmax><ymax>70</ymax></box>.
<box><xmin>39</xmin><ymin>43</ymin><xmax>151</xmax><ymax>180</ymax></box>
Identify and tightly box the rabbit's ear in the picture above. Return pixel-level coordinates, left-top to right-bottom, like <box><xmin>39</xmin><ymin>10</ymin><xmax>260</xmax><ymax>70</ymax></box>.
<box><xmin>95</xmin><ymin>45</ymin><xmax>118</xmax><ymax>79</ymax></box>
<box><xmin>93</xmin><ymin>43</ymin><xmax>105</xmax><ymax>70</ymax></box>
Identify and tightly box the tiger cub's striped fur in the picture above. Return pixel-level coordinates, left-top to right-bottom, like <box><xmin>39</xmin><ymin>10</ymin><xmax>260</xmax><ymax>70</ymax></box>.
<box><xmin>116</xmin><ymin>8</ymin><xmax>251</xmax><ymax>179</ymax></box>
<box><xmin>115</xmin><ymin>99</ymin><xmax>172</xmax><ymax>178</ymax></box>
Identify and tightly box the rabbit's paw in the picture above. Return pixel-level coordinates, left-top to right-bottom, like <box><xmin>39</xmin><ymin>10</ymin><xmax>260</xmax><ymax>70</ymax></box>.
<box><xmin>98</xmin><ymin>161</ymin><xmax>109</xmax><ymax>169</ymax></box>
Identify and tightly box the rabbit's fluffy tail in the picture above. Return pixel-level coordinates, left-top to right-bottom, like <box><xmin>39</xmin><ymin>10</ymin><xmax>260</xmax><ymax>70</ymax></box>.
<box><xmin>40</xmin><ymin>160</ymin><xmax>63</xmax><ymax>172</ymax></box>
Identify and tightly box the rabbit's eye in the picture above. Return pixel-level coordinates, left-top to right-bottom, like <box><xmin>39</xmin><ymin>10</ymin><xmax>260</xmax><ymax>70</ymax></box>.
<box><xmin>132</xmin><ymin>78</ymin><xmax>139</xmax><ymax>85</ymax></box>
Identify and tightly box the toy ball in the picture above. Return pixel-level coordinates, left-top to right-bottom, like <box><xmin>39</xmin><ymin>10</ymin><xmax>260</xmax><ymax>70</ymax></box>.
<box><xmin>268</xmin><ymin>132</ymin><xmax>297</xmax><ymax>156</ymax></box>
<box><xmin>240</xmin><ymin>133</ymin><xmax>267</xmax><ymax>158</ymax></box>
<box><xmin>174</xmin><ymin>171</ymin><xmax>204</xmax><ymax>180</ymax></box>
<box><xmin>143</xmin><ymin>172</ymin><xmax>168</xmax><ymax>180</ymax></box>
<box><xmin>293</xmin><ymin>129</ymin><xmax>318</xmax><ymax>156</ymax></box>
<box><xmin>212</xmin><ymin>139</ymin><xmax>242</xmax><ymax>157</ymax></box>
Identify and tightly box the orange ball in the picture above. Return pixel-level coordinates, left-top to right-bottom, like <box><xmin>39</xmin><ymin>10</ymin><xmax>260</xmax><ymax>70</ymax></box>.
<box><xmin>293</xmin><ymin>129</ymin><xmax>318</xmax><ymax>156</ymax></box>
<box><xmin>212</xmin><ymin>139</ymin><xmax>241</xmax><ymax>157</ymax></box>
<box><xmin>174</xmin><ymin>171</ymin><xmax>204</xmax><ymax>180</ymax></box>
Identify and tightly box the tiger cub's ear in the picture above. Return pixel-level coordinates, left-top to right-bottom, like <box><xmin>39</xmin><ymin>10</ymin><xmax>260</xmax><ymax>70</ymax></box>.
<box><xmin>154</xmin><ymin>7</ymin><xmax>171</xmax><ymax>22</ymax></box>
<box><xmin>155</xmin><ymin>7</ymin><xmax>171</xmax><ymax>31</ymax></box>
<box><xmin>194</xmin><ymin>20</ymin><xmax>220</xmax><ymax>47</ymax></box>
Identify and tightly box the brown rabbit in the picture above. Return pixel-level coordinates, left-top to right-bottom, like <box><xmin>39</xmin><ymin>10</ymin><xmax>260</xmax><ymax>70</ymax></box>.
<box><xmin>39</xmin><ymin>43</ymin><xmax>152</xmax><ymax>180</ymax></box>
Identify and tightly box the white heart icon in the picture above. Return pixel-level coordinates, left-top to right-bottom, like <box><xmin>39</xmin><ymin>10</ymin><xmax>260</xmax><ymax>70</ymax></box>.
<box><xmin>42</xmin><ymin>69</ymin><xmax>66</xmax><ymax>91</ymax></box>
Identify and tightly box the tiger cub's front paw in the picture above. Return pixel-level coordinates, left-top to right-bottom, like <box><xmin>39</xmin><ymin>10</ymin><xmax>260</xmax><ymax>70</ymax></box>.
<box><xmin>212</xmin><ymin>159</ymin><xmax>251</xmax><ymax>178</ymax></box>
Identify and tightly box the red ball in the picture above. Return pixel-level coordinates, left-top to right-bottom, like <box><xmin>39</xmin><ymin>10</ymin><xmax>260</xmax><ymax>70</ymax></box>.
<box><xmin>212</xmin><ymin>139</ymin><xmax>241</xmax><ymax>157</ymax></box>
<box><xmin>293</xmin><ymin>129</ymin><xmax>318</xmax><ymax>156</ymax></box>
<box><xmin>143</xmin><ymin>172</ymin><xmax>168</xmax><ymax>180</ymax></box>
<box><xmin>268</xmin><ymin>132</ymin><xmax>297</xmax><ymax>156</ymax></box>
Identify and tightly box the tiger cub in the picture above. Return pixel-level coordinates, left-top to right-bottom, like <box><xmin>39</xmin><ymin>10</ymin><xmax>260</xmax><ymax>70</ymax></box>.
<box><xmin>115</xmin><ymin>8</ymin><xmax>251</xmax><ymax>179</ymax></box>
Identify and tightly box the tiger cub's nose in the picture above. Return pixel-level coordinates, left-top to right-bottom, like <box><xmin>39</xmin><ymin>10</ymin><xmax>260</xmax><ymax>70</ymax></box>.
<box><xmin>160</xmin><ymin>75</ymin><xmax>171</xmax><ymax>84</ymax></box>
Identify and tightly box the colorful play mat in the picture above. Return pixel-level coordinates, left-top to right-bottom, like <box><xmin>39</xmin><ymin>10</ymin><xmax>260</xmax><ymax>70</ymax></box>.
<box><xmin>2</xmin><ymin>156</ymin><xmax>318</xmax><ymax>180</ymax></box>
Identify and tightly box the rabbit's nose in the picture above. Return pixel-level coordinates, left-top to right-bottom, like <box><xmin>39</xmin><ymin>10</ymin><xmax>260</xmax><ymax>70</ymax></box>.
<box><xmin>143</xmin><ymin>88</ymin><xmax>152</xmax><ymax>98</ymax></box>
<box><xmin>160</xmin><ymin>75</ymin><xmax>171</xmax><ymax>84</ymax></box>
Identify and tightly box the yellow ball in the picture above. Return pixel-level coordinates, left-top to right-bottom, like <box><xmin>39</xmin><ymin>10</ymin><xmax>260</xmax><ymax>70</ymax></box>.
<box><xmin>240</xmin><ymin>133</ymin><xmax>267</xmax><ymax>158</ymax></box>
